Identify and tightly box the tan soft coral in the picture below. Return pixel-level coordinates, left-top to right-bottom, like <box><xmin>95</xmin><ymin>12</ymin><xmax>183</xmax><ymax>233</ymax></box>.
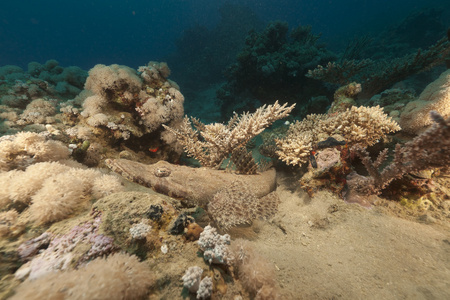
<box><xmin>10</xmin><ymin>253</ymin><xmax>154</xmax><ymax>300</ymax></box>
<box><xmin>276</xmin><ymin>106</ymin><xmax>400</xmax><ymax>166</ymax></box>
<box><xmin>399</xmin><ymin>69</ymin><xmax>450</xmax><ymax>134</ymax></box>
<box><xmin>231</xmin><ymin>239</ymin><xmax>280</xmax><ymax>299</ymax></box>
<box><xmin>0</xmin><ymin>132</ymin><xmax>70</xmax><ymax>171</ymax></box>
<box><xmin>1</xmin><ymin>161</ymin><xmax>124</xmax><ymax>224</ymax></box>
<box><xmin>77</xmin><ymin>62</ymin><xmax>185</xmax><ymax>146</ymax></box>
<box><xmin>84</xmin><ymin>64</ymin><xmax>142</xmax><ymax>98</ymax></box>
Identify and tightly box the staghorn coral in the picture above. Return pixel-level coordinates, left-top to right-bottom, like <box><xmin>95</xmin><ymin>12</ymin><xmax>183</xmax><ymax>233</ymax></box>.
<box><xmin>163</xmin><ymin>101</ymin><xmax>295</xmax><ymax>168</ymax></box>
<box><xmin>399</xmin><ymin>69</ymin><xmax>450</xmax><ymax>134</ymax></box>
<box><xmin>208</xmin><ymin>180</ymin><xmax>279</xmax><ymax>231</ymax></box>
<box><xmin>347</xmin><ymin>111</ymin><xmax>450</xmax><ymax>198</ymax></box>
<box><xmin>306</xmin><ymin>33</ymin><xmax>450</xmax><ymax>99</ymax></box>
<box><xmin>11</xmin><ymin>253</ymin><xmax>153</xmax><ymax>300</ymax></box>
<box><xmin>276</xmin><ymin>105</ymin><xmax>400</xmax><ymax>166</ymax></box>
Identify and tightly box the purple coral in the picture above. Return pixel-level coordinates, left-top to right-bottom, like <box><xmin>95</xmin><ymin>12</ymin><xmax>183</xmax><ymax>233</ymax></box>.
<box><xmin>15</xmin><ymin>211</ymin><xmax>116</xmax><ymax>280</ymax></box>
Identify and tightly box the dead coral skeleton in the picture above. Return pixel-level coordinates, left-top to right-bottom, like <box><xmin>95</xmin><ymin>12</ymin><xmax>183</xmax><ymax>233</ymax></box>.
<box><xmin>348</xmin><ymin>111</ymin><xmax>450</xmax><ymax>196</ymax></box>
<box><xmin>163</xmin><ymin>101</ymin><xmax>295</xmax><ymax>168</ymax></box>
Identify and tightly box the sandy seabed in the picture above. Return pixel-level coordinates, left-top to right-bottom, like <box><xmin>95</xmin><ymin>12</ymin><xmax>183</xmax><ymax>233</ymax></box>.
<box><xmin>251</xmin><ymin>172</ymin><xmax>450</xmax><ymax>300</ymax></box>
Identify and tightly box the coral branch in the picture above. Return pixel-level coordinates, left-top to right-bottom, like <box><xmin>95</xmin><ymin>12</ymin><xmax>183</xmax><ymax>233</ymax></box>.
<box><xmin>163</xmin><ymin>101</ymin><xmax>295</xmax><ymax>168</ymax></box>
<box><xmin>349</xmin><ymin>111</ymin><xmax>450</xmax><ymax>195</ymax></box>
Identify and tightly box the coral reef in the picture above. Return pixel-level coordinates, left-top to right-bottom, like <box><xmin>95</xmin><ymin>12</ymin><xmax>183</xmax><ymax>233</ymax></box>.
<box><xmin>182</xmin><ymin>266</ymin><xmax>204</xmax><ymax>293</ymax></box>
<box><xmin>185</xmin><ymin>222</ymin><xmax>204</xmax><ymax>241</ymax></box>
<box><xmin>0</xmin><ymin>160</ymin><xmax>124</xmax><ymax>225</ymax></box>
<box><xmin>328</xmin><ymin>82</ymin><xmax>362</xmax><ymax>114</ymax></box>
<box><xmin>15</xmin><ymin>211</ymin><xmax>116</xmax><ymax>280</ymax></box>
<box><xmin>181</xmin><ymin>266</ymin><xmax>213</xmax><ymax>299</ymax></box>
<box><xmin>276</xmin><ymin>105</ymin><xmax>400</xmax><ymax>166</ymax></box>
<box><xmin>306</xmin><ymin>32</ymin><xmax>450</xmax><ymax>99</ymax></box>
<box><xmin>218</xmin><ymin>21</ymin><xmax>335</xmax><ymax>117</ymax></box>
<box><xmin>163</xmin><ymin>101</ymin><xmax>294</xmax><ymax>168</ymax></box>
<box><xmin>79</xmin><ymin>62</ymin><xmax>184</xmax><ymax>142</ymax></box>
<box><xmin>347</xmin><ymin>111</ymin><xmax>450</xmax><ymax>202</ymax></box>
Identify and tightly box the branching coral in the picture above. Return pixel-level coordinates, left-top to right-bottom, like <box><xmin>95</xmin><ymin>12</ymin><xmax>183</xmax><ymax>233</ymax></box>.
<box><xmin>348</xmin><ymin>111</ymin><xmax>450</xmax><ymax>196</ymax></box>
<box><xmin>163</xmin><ymin>101</ymin><xmax>295</xmax><ymax>168</ymax></box>
<box><xmin>306</xmin><ymin>33</ymin><xmax>450</xmax><ymax>99</ymax></box>
<box><xmin>276</xmin><ymin>106</ymin><xmax>400</xmax><ymax>166</ymax></box>
<box><xmin>218</xmin><ymin>21</ymin><xmax>335</xmax><ymax>117</ymax></box>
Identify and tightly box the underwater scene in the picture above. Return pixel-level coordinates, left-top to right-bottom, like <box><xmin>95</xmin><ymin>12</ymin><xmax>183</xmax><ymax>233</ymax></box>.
<box><xmin>1</xmin><ymin>0</ymin><xmax>450</xmax><ymax>299</ymax></box>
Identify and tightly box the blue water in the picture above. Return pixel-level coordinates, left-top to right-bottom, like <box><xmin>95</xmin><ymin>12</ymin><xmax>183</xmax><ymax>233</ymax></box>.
<box><xmin>1</xmin><ymin>0</ymin><xmax>448</xmax><ymax>69</ymax></box>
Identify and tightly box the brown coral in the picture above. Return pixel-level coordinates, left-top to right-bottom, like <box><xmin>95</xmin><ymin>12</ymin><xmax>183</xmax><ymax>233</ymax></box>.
<box><xmin>163</xmin><ymin>101</ymin><xmax>295</xmax><ymax>168</ymax></box>
<box><xmin>348</xmin><ymin>111</ymin><xmax>450</xmax><ymax>198</ymax></box>
<box><xmin>276</xmin><ymin>105</ymin><xmax>400</xmax><ymax>166</ymax></box>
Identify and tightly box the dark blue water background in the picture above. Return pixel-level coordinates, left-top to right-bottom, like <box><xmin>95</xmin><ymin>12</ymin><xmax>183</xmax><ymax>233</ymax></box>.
<box><xmin>1</xmin><ymin>0</ymin><xmax>448</xmax><ymax>69</ymax></box>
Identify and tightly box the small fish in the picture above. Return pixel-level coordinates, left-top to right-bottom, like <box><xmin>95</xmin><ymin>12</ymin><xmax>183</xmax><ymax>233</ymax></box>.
<box><xmin>149</xmin><ymin>147</ymin><xmax>159</xmax><ymax>153</ymax></box>
<box><xmin>310</xmin><ymin>150</ymin><xmax>318</xmax><ymax>168</ymax></box>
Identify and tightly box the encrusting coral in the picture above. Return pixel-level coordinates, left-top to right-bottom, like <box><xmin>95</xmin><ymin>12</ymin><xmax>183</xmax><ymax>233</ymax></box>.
<box><xmin>163</xmin><ymin>100</ymin><xmax>295</xmax><ymax>168</ymax></box>
<box><xmin>276</xmin><ymin>105</ymin><xmax>400</xmax><ymax>166</ymax></box>
<box><xmin>399</xmin><ymin>69</ymin><xmax>450</xmax><ymax>134</ymax></box>
<box><xmin>347</xmin><ymin>111</ymin><xmax>450</xmax><ymax>199</ymax></box>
